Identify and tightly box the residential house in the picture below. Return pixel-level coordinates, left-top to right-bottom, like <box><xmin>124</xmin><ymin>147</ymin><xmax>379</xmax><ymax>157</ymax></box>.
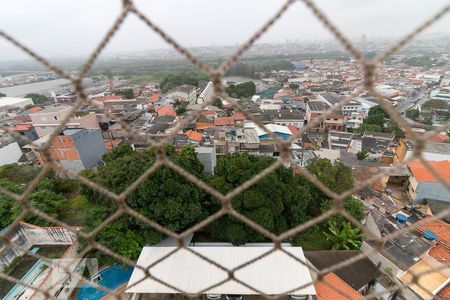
<box><xmin>305</xmin><ymin>250</ymin><xmax>379</xmax><ymax>295</ymax></box>
<box><xmin>314</xmin><ymin>273</ymin><xmax>362</xmax><ymax>300</ymax></box>
<box><xmin>324</xmin><ymin>112</ymin><xmax>346</xmax><ymax>132</ymax></box>
<box><xmin>9</xmin><ymin>123</ymin><xmax>39</xmax><ymax>147</ymax></box>
<box><xmin>55</xmin><ymin>93</ymin><xmax>77</xmax><ymax>104</ymax></box>
<box><xmin>318</xmin><ymin>92</ymin><xmax>346</xmax><ymax>107</ymax></box>
<box><xmin>156</xmin><ymin>105</ymin><xmax>177</xmax><ymax>117</ymax></box>
<box><xmin>306</xmin><ymin>101</ymin><xmax>330</xmax><ymax>133</ymax></box>
<box><xmin>30</xmin><ymin>107</ymin><xmax>100</xmax><ymax>138</ymax></box>
<box><xmin>272</xmin><ymin>109</ymin><xmax>305</xmax><ymax>128</ymax></box>
<box><xmin>15</xmin><ymin>106</ymin><xmax>43</xmax><ymax>123</ymax></box>
<box><xmin>406</xmin><ymin>160</ymin><xmax>450</xmax><ymax>205</ymax></box>
<box><xmin>404</xmin><ymin>141</ymin><xmax>450</xmax><ymax>162</ymax></box>
<box><xmin>25</xmin><ymin>128</ymin><xmax>106</xmax><ymax>176</ymax></box>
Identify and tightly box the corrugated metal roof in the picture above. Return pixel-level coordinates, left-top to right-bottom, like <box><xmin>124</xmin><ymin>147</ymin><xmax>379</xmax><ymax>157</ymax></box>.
<box><xmin>126</xmin><ymin>246</ymin><xmax>316</xmax><ymax>296</ymax></box>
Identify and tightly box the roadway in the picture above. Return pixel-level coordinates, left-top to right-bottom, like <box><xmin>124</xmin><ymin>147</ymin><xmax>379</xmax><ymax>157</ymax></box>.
<box><xmin>396</xmin><ymin>88</ymin><xmax>428</xmax><ymax>114</ymax></box>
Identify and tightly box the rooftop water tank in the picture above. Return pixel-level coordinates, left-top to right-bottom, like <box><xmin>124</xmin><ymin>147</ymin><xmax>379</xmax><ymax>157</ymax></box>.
<box><xmin>423</xmin><ymin>230</ymin><xmax>437</xmax><ymax>241</ymax></box>
<box><xmin>396</xmin><ymin>214</ymin><xmax>407</xmax><ymax>224</ymax></box>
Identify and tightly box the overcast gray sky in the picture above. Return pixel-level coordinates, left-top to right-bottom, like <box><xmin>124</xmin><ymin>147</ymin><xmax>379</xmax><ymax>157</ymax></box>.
<box><xmin>0</xmin><ymin>0</ymin><xmax>449</xmax><ymax>61</ymax></box>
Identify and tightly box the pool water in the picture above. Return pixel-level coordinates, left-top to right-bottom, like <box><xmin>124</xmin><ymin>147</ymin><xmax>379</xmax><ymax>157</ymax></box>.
<box><xmin>77</xmin><ymin>265</ymin><xmax>133</xmax><ymax>300</ymax></box>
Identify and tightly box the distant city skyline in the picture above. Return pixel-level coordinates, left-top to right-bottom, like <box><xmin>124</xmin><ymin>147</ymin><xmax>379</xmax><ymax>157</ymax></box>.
<box><xmin>0</xmin><ymin>0</ymin><xmax>449</xmax><ymax>61</ymax></box>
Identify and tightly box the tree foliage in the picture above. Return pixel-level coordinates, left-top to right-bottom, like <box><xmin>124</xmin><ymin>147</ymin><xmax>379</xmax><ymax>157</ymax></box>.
<box><xmin>159</xmin><ymin>73</ymin><xmax>208</xmax><ymax>93</ymax></box>
<box><xmin>324</xmin><ymin>220</ymin><xmax>362</xmax><ymax>250</ymax></box>
<box><xmin>226</xmin><ymin>81</ymin><xmax>256</xmax><ymax>99</ymax></box>
<box><xmin>361</xmin><ymin>106</ymin><xmax>404</xmax><ymax>137</ymax></box>
<box><xmin>0</xmin><ymin>179</ymin><xmax>66</xmax><ymax>227</ymax></box>
<box><xmin>306</xmin><ymin>158</ymin><xmax>353</xmax><ymax>194</ymax></box>
<box><xmin>213</xmin><ymin>98</ymin><xmax>223</xmax><ymax>108</ymax></box>
<box><xmin>356</xmin><ymin>150</ymin><xmax>369</xmax><ymax>161</ymax></box>
<box><xmin>102</xmin><ymin>143</ymin><xmax>134</xmax><ymax>164</ymax></box>
<box><xmin>405</xmin><ymin>109</ymin><xmax>420</xmax><ymax>120</ymax></box>
<box><xmin>118</xmin><ymin>89</ymin><xmax>134</xmax><ymax>99</ymax></box>
<box><xmin>225</xmin><ymin>60</ymin><xmax>294</xmax><ymax>78</ymax></box>
<box><xmin>24</xmin><ymin>93</ymin><xmax>50</xmax><ymax>104</ymax></box>
<box><xmin>80</xmin><ymin>144</ymin><xmax>206</xmax><ymax>261</ymax></box>
<box><xmin>206</xmin><ymin>154</ymin><xmax>316</xmax><ymax>244</ymax></box>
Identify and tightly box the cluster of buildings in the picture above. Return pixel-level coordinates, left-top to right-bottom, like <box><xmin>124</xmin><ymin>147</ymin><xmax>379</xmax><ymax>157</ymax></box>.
<box><xmin>0</xmin><ymin>55</ymin><xmax>449</xmax><ymax>299</ymax></box>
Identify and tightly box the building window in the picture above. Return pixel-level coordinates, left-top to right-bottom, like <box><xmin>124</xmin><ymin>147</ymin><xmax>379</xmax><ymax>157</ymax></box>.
<box><xmin>54</xmin><ymin>116</ymin><xmax>58</xmax><ymax>121</ymax></box>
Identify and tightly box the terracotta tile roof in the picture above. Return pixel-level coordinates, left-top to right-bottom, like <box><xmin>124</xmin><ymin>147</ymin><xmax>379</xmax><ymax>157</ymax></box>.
<box><xmin>196</xmin><ymin>122</ymin><xmax>214</xmax><ymax>130</ymax></box>
<box><xmin>438</xmin><ymin>283</ymin><xmax>450</xmax><ymax>299</ymax></box>
<box><xmin>156</xmin><ymin>105</ymin><xmax>176</xmax><ymax>117</ymax></box>
<box><xmin>104</xmin><ymin>139</ymin><xmax>123</xmax><ymax>150</ymax></box>
<box><xmin>200</xmin><ymin>110</ymin><xmax>216</xmax><ymax>116</ymax></box>
<box><xmin>417</xmin><ymin>217</ymin><xmax>450</xmax><ymax>248</ymax></box>
<box><xmin>408</xmin><ymin>160</ymin><xmax>450</xmax><ymax>183</ymax></box>
<box><xmin>185</xmin><ymin>130</ymin><xmax>203</xmax><ymax>142</ymax></box>
<box><xmin>428</xmin><ymin>132</ymin><xmax>450</xmax><ymax>143</ymax></box>
<box><xmin>214</xmin><ymin>117</ymin><xmax>234</xmax><ymax>126</ymax></box>
<box><xmin>315</xmin><ymin>273</ymin><xmax>362</xmax><ymax>300</ymax></box>
<box><xmin>233</xmin><ymin>112</ymin><xmax>245</xmax><ymax>121</ymax></box>
<box><xmin>428</xmin><ymin>245</ymin><xmax>450</xmax><ymax>263</ymax></box>
<box><xmin>288</xmin><ymin>125</ymin><xmax>299</xmax><ymax>135</ymax></box>
<box><xmin>10</xmin><ymin>123</ymin><xmax>33</xmax><ymax>131</ymax></box>
<box><xmin>30</xmin><ymin>107</ymin><xmax>43</xmax><ymax>113</ymax></box>
<box><xmin>150</xmin><ymin>93</ymin><xmax>160</xmax><ymax>103</ymax></box>
<box><xmin>291</xmin><ymin>97</ymin><xmax>304</xmax><ymax>101</ymax></box>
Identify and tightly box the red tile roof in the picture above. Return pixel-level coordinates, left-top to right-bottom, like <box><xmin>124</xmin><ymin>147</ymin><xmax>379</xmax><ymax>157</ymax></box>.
<box><xmin>201</xmin><ymin>110</ymin><xmax>217</xmax><ymax>116</ymax></box>
<box><xmin>291</xmin><ymin>97</ymin><xmax>304</xmax><ymax>101</ymax></box>
<box><xmin>10</xmin><ymin>124</ymin><xmax>33</xmax><ymax>131</ymax></box>
<box><xmin>30</xmin><ymin>107</ymin><xmax>43</xmax><ymax>113</ymax></box>
<box><xmin>156</xmin><ymin>105</ymin><xmax>176</xmax><ymax>117</ymax></box>
<box><xmin>104</xmin><ymin>139</ymin><xmax>123</xmax><ymax>150</ymax></box>
<box><xmin>428</xmin><ymin>245</ymin><xmax>450</xmax><ymax>263</ymax></box>
<box><xmin>315</xmin><ymin>273</ymin><xmax>362</xmax><ymax>300</ymax></box>
<box><xmin>438</xmin><ymin>283</ymin><xmax>450</xmax><ymax>299</ymax></box>
<box><xmin>150</xmin><ymin>93</ymin><xmax>160</xmax><ymax>103</ymax></box>
<box><xmin>185</xmin><ymin>130</ymin><xmax>203</xmax><ymax>142</ymax></box>
<box><xmin>233</xmin><ymin>112</ymin><xmax>245</xmax><ymax>121</ymax></box>
<box><xmin>408</xmin><ymin>160</ymin><xmax>450</xmax><ymax>183</ymax></box>
<box><xmin>288</xmin><ymin>125</ymin><xmax>299</xmax><ymax>135</ymax></box>
<box><xmin>428</xmin><ymin>132</ymin><xmax>450</xmax><ymax>143</ymax></box>
<box><xmin>214</xmin><ymin>117</ymin><xmax>234</xmax><ymax>126</ymax></box>
<box><xmin>417</xmin><ymin>217</ymin><xmax>450</xmax><ymax>248</ymax></box>
<box><xmin>196</xmin><ymin>122</ymin><xmax>214</xmax><ymax>130</ymax></box>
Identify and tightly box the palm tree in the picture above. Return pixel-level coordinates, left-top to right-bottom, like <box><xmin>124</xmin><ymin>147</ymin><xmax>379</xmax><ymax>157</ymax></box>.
<box><xmin>324</xmin><ymin>220</ymin><xmax>362</xmax><ymax>250</ymax></box>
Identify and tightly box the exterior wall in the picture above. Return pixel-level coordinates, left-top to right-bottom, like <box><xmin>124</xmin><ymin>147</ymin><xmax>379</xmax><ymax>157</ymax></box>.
<box><xmin>274</xmin><ymin>119</ymin><xmax>303</xmax><ymax>127</ymax></box>
<box><xmin>67</xmin><ymin>112</ymin><xmax>99</xmax><ymax>130</ymax></box>
<box><xmin>74</xmin><ymin>129</ymin><xmax>106</xmax><ymax>169</ymax></box>
<box><xmin>404</xmin><ymin>150</ymin><xmax>450</xmax><ymax>162</ymax></box>
<box><xmin>0</xmin><ymin>142</ymin><xmax>23</xmax><ymax>166</ymax></box>
<box><xmin>31</xmin><ymin>108</ymin><xmax>71</xmax><ymax>137</ymax></box>
<box><xmin>196</xmin><ymin>147</ymin><xmax>217</xmax><ymax>176</ymax></box>
<box><xmin>394</xmin><ymin>138</ymin><xmax>408</xmax><ymax>163</ymax></box>
<box><xmin>406</xmin><ymin>176</ymin><xmax>419</xmax><ymax>201</ymax></box>
<box><xmin>0</xmin><ymin>222</ymin><xmax>79</xmax><ymax>272</ymax></box>
<box><xmin>14</xmin><ymin>128</ymin><xmax>39</xmax><ymax>147</ymax></box>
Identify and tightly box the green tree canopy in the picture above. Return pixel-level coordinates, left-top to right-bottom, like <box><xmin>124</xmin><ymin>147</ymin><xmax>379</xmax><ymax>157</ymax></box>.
<box><xmin>206</xmin><ymin>154</ymin><xmax>333</xmax><ymax>245</ymax></box>
<box><xmin>324</xmin><ymin>220</ymin><xmax>362</xmax><ymax>250</ymax></box>
<box><xmin>80</xmin><ymin>144</ymin><xmax>206</xmax><ymax>261</ymax></box>
<box><xmin>226</xmin><ymin>81</ymin><xmax>256</xmax><ymax>99</ymax></box>
<box><xmin>159</xmin><ymin>73</ymin><xmax>208</xmax><ymax>93</ymax></box>
<box><xmin>24</xmin><ymin>93</ymin><xmax>50</xmax><ymax>104</ymax></box>
<box><xmin>306</xmin><ymin>158</ymin><xmax>353</xmax><ymax>194</ymax></box>
<box><xmin>405</xmin><ymin>109</ymin><xmax>420</xmax><ymax>120</ymax></box>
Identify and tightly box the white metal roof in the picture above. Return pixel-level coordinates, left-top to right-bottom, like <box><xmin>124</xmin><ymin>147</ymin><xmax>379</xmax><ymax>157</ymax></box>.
<box><xmin>0</xmin><ymin>97</ymin><xmax>33</xmax><ymax>108</ymax></box>
<box><xmin>126</xmin><ymin>246</ymin><xmax>316</xmax><ymax>296</ymax></box>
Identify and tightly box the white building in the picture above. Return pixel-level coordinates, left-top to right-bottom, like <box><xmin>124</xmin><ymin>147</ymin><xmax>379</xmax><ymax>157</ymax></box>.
<box><xmin>126</xmin><ymin>246</ymin><xmax>316</xmax><ymax>298</ymax></box>
<box><xmin>197</xmin><ymin>81</ymin><xmax>214</xmax><ymax>105</ymax></box>
<box><xmin>0</xmin><ymin>142</ymin><xmax>23</xmax><ymax>166</ymax></box>
<box><xmin>0</xmin><ymin>97</ymin><xmax>34</xmax><ymax>110</ymax></box>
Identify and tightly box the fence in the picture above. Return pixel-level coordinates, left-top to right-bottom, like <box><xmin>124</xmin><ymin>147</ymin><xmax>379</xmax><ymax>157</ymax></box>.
<box><xmin>1</xmin><ymin>0</ymin><xmax>450</xmax><ymax>299</ymax></box>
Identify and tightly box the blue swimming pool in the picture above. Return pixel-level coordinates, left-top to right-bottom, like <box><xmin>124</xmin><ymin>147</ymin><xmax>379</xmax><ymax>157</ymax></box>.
<box><xmin>77</xmin><ymin>265</ymin><xmax>133</xmax><ymax>300</ymax></box>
